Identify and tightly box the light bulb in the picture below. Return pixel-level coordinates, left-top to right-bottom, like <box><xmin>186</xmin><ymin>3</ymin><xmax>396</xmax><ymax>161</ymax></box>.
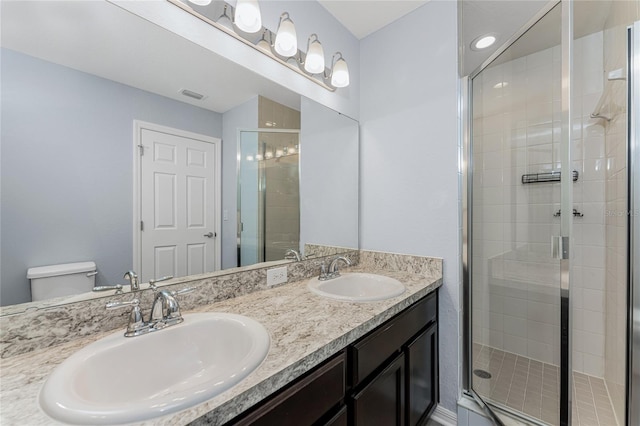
<box><xmin>274</xmin><ymin>13</ymin><xmax>297</xmax><ymax>57</ymax></box>
<box><xmin>276</xmin><ymin>149</ymin><xmax>284</xmax><ymax>157</ymax></box>
<box><xmin>331</xmin><ymin>53</ymin><xmax>349</xmax><ymax>88</ymax></box>
<box><xmin>234</xmin><ymin>0</ymin><xmax>262</xmax><ymax>33</ymax></box>
<box><xmin>187</xmin><ymin>0</ymin><xmax>212</xmax><ymax>5</ymax></box>
<box><xmin>265</xmin><ymin>151</ymin><xmax>273</xmax><ymax>159</ymax></box>
<box><xmin>246</xmin><ymin>155</ymin><xmax>254</xmax><ymax>161</ymax></box>
<box><xmin>304</xmin><ymin>34</ymin><xmax>325</xmax><ymax>74</ymax></box>
<box><xmin>255</xmin><ymin>154</ymin><xmax>263</xmax><ymax>161</ymax></box>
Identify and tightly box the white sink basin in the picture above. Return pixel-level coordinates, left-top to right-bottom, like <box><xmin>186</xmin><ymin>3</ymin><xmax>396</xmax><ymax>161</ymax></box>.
<box><xmin>308</xmin><ymin>272</ymin><xmax>406</xmax><ymax>302</ymax></box>
<box><xmin>39</xmin><ymin>313</ymin><xmax>270</xmax><ymax>425</ymax></box>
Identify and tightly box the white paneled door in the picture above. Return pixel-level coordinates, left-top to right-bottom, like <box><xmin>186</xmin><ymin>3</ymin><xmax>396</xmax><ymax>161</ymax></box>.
<box><xmin>139</xmin><ymin>127</ymin><xmax>220</xmax><ymax>283</ymax></box>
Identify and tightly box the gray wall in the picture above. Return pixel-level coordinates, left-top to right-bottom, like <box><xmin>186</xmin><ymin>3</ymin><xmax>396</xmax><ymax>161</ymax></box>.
<box><xmin>1</xmin><ymin>48</ymin><xmax>222</xmax><ymax>306</ymax></box>
<box><xmin>359</xmin><ymin>1</ymin><xmax>460</xmax><ymax>411</ymax></box>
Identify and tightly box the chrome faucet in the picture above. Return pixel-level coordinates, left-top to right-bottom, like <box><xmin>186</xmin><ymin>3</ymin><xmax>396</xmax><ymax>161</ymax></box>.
<box><xmin>106</xmin><ymin>286</ymin><xmax>194</xmax><ymax>337</ymax></box>
<box><xmin>123</xmin><ymin>270</ymin><xmax>139</xmax><ymax>291</ymax></box>
<box><xmin>284</xmin><ymin>249</ymin><xmax>302</xmax><ymax>261</ymax></box>
<box><xmin>149</xmin><ymin>288</ymin><xmax>194</xmax><ymax>329</ymax></box>
<box><xmin>319</xmin><ymin>256</ymin><xmax>352</xmax><ymax>281</ymax></box>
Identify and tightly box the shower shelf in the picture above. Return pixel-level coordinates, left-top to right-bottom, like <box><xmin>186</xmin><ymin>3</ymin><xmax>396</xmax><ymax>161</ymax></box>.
<box><xmin>591</xmin><ymin>68</ymin><xmax>626</xmax><ymax>122</ymax></box>
<box><xmin>521</xmin><ymin>170</ymin><xmax>579</xmax><ymax>184</ymax></box>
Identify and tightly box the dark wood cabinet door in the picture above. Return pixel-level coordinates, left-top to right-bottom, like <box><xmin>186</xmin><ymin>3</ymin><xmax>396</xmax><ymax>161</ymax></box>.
<box><xmin>231</xmin><ymin>352</ymin><xmax>346</xmax><ymax>426</ymax></box>
<box><xmin>350</xmin><ymin>353</ymin><xmax>405</xmax><ymax>426</ymax></box>
<box><xmin>321</xmin><ymin>405</ymin><xmax>347</xmax><ymax>426</ymax></box>
<box><xmin>405</xmin><ymin>323</ymin><xmax>438</xmax><ymax>426</ymax></box>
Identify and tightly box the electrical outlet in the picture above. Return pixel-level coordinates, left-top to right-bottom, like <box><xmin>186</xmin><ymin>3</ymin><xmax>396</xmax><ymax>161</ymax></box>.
<box><xmin>266</xmin><ymin>266</ymin><xmax>287</xmax><ymax>286</ymax></box>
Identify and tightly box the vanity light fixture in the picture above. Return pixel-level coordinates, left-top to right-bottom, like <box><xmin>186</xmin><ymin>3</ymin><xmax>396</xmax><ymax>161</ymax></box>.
<box><xmin>256</xmin><ymin>29</ymin><xmax>272</xmax><ymax>52</ymax></box>
<box><xmin>471</xmin><ymin>33</ymin><xmax>497</xmax><ymax>51</ymax></box>
<box><xmin>275</xmin><ymin>149</ymin><xmax>284</xmax><ymax>158</ymax></box>
<box><xmin>255</xmin><ymin>154</ymin><xmax>264</xmax><ymax>161</ymax></box>
<box><xmin>265</xmin><ymin>151</ymin><xmax>274</xmax><ymax>159</ymax></box>
<box><xmin>173</xmin><ymin>0</ymin><xmax>350</xmax><ymax>90</ymax></box>
<box><xmin>330</xmin><ymin>52</ymin><xmax>350</xmax><ymax>88</ymax></box>
<box><xmin>274</xmin><ymin>13</ymin><xmax>297</xmax><ymax>57</ymax></box>
<box><xmin>304</xmin><ymin>34</ymin><xmax>325</xmax><ymax>74</ymax></box>
<box><xmin>234</xmin><ymin>0</ymin><xmax>262</xmax><ymax>33</ymax></box>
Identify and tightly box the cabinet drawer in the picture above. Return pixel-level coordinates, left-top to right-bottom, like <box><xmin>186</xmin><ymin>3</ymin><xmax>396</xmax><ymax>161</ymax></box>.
<box><xmin>349</xmin><ymin>292</ymin><xmax>436</xmax><ymax>387</ymax></box>
<box><xmin>231</xmin><ymin>352</ymin><xmax>346</xmax><ymax>426</ymax></box>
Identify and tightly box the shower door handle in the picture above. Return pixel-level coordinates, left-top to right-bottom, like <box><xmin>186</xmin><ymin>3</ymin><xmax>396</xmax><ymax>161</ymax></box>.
<box><xmin>552</xmin><ymin>236</ymin><xmax>569</xmax><ymax>260</ymax></box>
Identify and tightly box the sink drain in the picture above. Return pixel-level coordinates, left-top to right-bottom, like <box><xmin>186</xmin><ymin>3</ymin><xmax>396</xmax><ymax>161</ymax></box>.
<box><xmin>473</xmin><ymin>369</ymin><xmax>492</xmax><ymax>379</ymax></box>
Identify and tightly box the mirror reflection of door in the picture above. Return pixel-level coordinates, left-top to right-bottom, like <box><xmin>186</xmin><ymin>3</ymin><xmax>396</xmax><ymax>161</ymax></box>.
<box><xmin>138</xmin><ymin>124</ymin><xmax>221</xmax><ymax>283</ymax></box>
<box><xmin>238</xmin><ymin>129</ymin><xmax>300</xmax><ymax>266</ymax></box>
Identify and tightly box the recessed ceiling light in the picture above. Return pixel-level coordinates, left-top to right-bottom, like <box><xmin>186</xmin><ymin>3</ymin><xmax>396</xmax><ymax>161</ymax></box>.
<box><xmin>471</xmin><ymin>34</ymin><xmax>497</xmax><ymax>51</ymax></box>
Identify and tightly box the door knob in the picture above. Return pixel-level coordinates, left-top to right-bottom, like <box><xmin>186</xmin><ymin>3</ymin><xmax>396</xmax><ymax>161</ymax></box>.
<box><xmin>204</xmin><ymin>232</ymin><xmax>215</xmax><ymax>238</ymax></box>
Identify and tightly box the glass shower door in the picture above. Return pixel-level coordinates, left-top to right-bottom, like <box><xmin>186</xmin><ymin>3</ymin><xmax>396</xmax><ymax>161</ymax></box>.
<box><xmin>468</xmin><ymin>3</ymin><xmax>573</xmax><ymax>425</ymax></box>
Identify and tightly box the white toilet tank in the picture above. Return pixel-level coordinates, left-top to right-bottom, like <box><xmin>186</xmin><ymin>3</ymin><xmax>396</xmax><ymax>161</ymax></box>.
<box><xmin>27</xmin><ymin>261</ymin><xmax>97</xmax><ymax>302</ymax></box>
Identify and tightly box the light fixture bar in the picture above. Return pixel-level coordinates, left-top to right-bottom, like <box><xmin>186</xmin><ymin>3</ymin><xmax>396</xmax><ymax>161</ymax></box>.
<box><xmin>169</xmin><ymin>0</ymin><xmax>342</xmax><ymax>91</ymax></box>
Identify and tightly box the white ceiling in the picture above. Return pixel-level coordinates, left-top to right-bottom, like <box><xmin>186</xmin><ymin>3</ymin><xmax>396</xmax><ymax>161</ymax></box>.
<box><xmin>318</xmin><ymin>0</ymin><xmax>430</xmax><ymax>39</ymax></box>
<box><xmin>317</xmin><ymin>0</ymin><xmax>612</xmax><ymax>76</ymax></box>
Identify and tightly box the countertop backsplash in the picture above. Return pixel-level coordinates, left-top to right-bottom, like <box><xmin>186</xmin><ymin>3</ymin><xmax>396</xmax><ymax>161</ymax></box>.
<box><xmin>0</xmin><ymin>250</ymin><xmax>360</xmax><ymax>359</ymax></box>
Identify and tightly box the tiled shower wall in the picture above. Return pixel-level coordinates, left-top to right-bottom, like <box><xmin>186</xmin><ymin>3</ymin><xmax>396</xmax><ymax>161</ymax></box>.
<box><xmin>602</xmin><ymin>1</ymin><xmax>638</xmax><ymax>421</ymax></box>
<box><xmin>571</xmin><ymin>32</ymin><xmax>607</xmax><ymax>377</ymax></box>
<box><xmin>258</xmin><ymin>97</ymin><xmax>301</xmax><ymax>262</ymax></box>
<box><xmin>473</xmin><ymin>32</ymin><xmax>606</xmax><ymax>373</ymax></box>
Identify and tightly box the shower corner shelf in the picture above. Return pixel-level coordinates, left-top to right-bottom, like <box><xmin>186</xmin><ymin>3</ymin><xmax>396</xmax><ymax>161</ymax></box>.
<box><xmin>521</xmin><ymin>170</ymin><xmax>579</xmax><ymax>184</ymax></box>
<box><xmin>590</xmin><ymin>68</ymin><xmax>626</xmax><ymax>122</ymax></box>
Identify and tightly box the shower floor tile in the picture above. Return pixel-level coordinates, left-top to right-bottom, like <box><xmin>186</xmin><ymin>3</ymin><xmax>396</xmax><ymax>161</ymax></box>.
<box><xmin>472</xmin><ymin>344</ymin><xmax>619</xmax><ymax>426</ymax></box>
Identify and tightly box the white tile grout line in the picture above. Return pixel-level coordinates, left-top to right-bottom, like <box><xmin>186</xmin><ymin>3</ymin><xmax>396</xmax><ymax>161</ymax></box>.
<box><xmin>522</xmin><ymin>356</ymin><xmax>532</xmax><ymax>417</ymax></box>
<box><xmin>601</xmin><ymin>377</ymin><xmax>621</xmax><ymax>426</ymax></box>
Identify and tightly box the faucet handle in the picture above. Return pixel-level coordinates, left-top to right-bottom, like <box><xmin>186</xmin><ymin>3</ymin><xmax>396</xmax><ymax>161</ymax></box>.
<box><xmin>318</xmin><ymin>261</ymin><xmax>329</xmax><ymax>281</ymax></box>
<box><xmin>106</xmin><ymin>298</ymin><xmax>139</xmax><ymax>310</ymax></box>
<box><xmin>148</xmin><ymin>275</ymin><xmax>174</xmax><ymax>291</ymax></box>
<box><xmin>106</xmin><ymin>298</ymin><xmax>149</xmax><ymax>337</ymax></box>
<box><xmin>171</xmin><ymin>287</ymin><xmax>196</xmax><ymax>297</ymax></box>
<box><xmin>93</xmin><ymin>284</ymin><xmax>125</xmax><ymax>294</ymax></box>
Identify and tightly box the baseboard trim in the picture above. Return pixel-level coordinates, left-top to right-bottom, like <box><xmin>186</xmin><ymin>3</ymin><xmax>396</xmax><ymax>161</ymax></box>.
<box><xmin>431</xmin><ymin>404</ymin><xmax>457</xmax><ymax>426</ymax></box>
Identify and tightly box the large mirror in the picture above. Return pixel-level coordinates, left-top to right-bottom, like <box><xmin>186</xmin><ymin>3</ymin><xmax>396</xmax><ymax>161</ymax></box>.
<box><xmin>0</xmin><ymin>0</ymin><xmax>359</xmax><ymax>310</ymax></box>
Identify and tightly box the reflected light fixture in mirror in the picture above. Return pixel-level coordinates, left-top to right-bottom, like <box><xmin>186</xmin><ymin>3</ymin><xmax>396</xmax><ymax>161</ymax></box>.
<box><xmin>304</xmin><ymin>34</ymin><xmax>325</xmax><ymax>74</ymax></box>
<box><xmin>274</xmin><ymin>12</ymin><xmax>297</xmax><ymax>57</ymax></box>
<box><xmin>179</xmin><ymin>0</ymin><xmax>349</xmax><ymax>90</ymax></box>
<box><xmin>234</xmin><ymin>0</ymin><xmax>262</xmax><ymax>33</ymax></box>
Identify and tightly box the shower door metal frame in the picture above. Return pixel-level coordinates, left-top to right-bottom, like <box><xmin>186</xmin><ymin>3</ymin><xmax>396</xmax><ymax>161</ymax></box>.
<box><xmin>236</xmin><ymin>128</ymin><xmax>300</xmax><ymax>267</ymax></box>
<box><xmin>628</xmin><ymin>19</ymin><xmax>640</xmax><ymax>426</ymax></box>
<box><xmin>461</xmin><ymin>1</ymin><xmax>574</xmax><ymax>425</ymax></box>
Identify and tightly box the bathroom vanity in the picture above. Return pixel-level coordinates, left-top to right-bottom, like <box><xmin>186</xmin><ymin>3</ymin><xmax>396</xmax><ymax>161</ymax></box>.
<box><xmin>0</xmin><ymin>251</ymin><xmax>442</xmax><ymax>426</ymax></box>
<box><xmin>226</xmin><ymin>291</ymin><xmax>438</xmax><ymax>426</ymax></box>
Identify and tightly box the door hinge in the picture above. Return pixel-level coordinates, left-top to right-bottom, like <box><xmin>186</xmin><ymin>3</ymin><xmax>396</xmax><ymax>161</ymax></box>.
<box><xmin>138</xmin><ymin>144</ymin><xmax>144</xmax><ymax>156</ymax></box>
<box><xmin>140</xmin><ymin>221</ymin><xmax>144</xmax><ymax>231</ymax></box>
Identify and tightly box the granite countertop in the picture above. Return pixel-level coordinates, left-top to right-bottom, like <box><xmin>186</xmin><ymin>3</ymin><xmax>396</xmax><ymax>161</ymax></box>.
<box><xmin>0</xmin><ymin>265</ymin><xmax>442</xmax><ymax>426</ymax></box>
